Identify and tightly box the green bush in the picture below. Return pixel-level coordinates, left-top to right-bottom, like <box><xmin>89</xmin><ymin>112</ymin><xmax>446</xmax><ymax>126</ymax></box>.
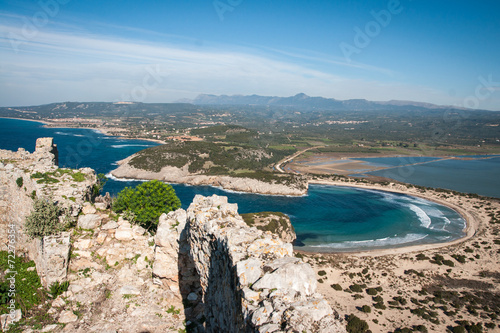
<box><xmin>360</xmin><ymin>305</ymin><xmax>371</xmax><ymax>313</ymax></box>
<box><xmin>443</xmin><ymin>259</ymin><xmax>455</xmax><ymax>267</ymax></box>
<box><xmin>113</xmin><ymin>180</ymin><xmax>181</xmax><ymax>232</ymax></box>
<box><xmin>48</xmin><ymin>281</ymin><xmax>69</xmax><ymax>298</ymax></box>
<box><xmin>16</xmin><ymin>177</ymin><xmax>23</xmax><ymax>187</ymax></box>
<box><xmin>349</xmin><ymin>284</ymin><xmax>363</xmax><ymax>293</ymax></box>
<box><xmin>318</xmin><ymin>270</ymin><xmax>327</xmax><ymax>276</ymax></box>
<box><xmin>346</xmin><ymin>314</ymin><xmax>369</xmax><ymax>333</ymax></box>
<box><xmin>331</xmin><ymin>284</ymin><xmax>342</xmax><ymax>291</ymax></box>
<box><xmin>25</xmin><ymin>198</ymin><xmax>61</xmax><ymax>239</ymax></box>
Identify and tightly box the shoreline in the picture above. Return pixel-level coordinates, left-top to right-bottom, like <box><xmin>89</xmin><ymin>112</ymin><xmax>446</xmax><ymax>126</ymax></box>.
<box><xmin>305</xmin><ymin>179</ymin><xmax>478</xmax><ymax>257</ymax></box>
<box><xmin>1</xmin><ymin>116</ymin><xmax>486</xmax><ymax>256</ymax></box>
<box><xmin>0</xmin><ymin>116</ymin><xmax>166</xmax><ymax>145</ymax></box>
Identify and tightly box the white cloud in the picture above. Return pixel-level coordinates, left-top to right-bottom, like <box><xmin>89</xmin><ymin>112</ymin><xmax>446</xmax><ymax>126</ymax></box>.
<box><xmin>1</xmin><ymin>19</ymin><xmax>496</xmax><ymax>109</ymax></box>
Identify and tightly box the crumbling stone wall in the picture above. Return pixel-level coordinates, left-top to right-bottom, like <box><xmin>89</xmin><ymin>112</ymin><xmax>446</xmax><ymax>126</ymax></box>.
<box><xmin>0</xmin><ymin>138</ymin><xmax>95</xmax><ymax>287</ymax></box>
<box><xmin>161</xmin><ymin>195</ymin><xmax>346</xmax><ymax>333</ymax></box>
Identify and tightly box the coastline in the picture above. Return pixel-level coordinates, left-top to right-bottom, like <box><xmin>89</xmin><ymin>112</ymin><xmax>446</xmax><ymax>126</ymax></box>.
<box><xmin>0</xmin><ymin>116</ymin><xmax>166</xmax><ymax>145</ymax></box>
<box><xmin>109</xmin><ymin>158</ymin><xmax>308</xmax><ymax>197</ymax></box>
<box><xmin>302</xmin><ymin>181</ymin><xmax>499</xmax><ymax>332</ymax></box>
<box><xmin>306</xmin><ymin>179</ymin><xmax>478</xmax><ymax>257</ymax></box>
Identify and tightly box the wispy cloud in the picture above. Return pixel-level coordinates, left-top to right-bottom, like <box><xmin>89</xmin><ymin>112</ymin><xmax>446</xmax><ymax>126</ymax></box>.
<box><xmin>0</xmin><ymin>17</ymin><xmax>470</xmax><ymax>107</ymax></box>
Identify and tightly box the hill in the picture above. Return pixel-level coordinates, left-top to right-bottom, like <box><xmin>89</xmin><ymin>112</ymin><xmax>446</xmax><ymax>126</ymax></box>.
<box><xmin>191</xmin><ymin>93</ymin><xmax>485</xmax><ymax>111</ymax></box>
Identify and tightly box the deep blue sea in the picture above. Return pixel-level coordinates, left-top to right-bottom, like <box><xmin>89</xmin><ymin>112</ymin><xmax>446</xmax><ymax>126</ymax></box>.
<box><xmin>0</xmin><ymin>118</ymin><xmax>470</xmax><ymax>252</ymax></box>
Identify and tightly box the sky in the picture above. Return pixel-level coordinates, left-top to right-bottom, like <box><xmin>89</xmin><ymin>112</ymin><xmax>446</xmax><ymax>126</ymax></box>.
<box><xmin>0</xmin><ymin>0</ymin><xmax>499</xmax><ymax>110</ymax></box>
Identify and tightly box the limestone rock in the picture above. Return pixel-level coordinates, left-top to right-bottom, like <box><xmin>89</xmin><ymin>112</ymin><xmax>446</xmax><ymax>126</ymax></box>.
<box><xmin>132</xmin><ymin>225</ymin><xmax>146</xmax><ymax>236</ymax></box>
<box><xmin>119</xmin><ymin>285</ymin><xmax>141</xmax><ymax>296</ymax></box>
<box><xmin>236</xmin><ymin>257</ymin><xmax>263</xmax><ymax>285</ymax></box>
<box><xmin>74</xmin><ymin>239</ymin><xmax>94</xmax><ymax>250</ymax></box>
<box><xmin>82</xmin><ymin>202</ymin><xmax>96</xmax><ymax>215</ymax></box>
<box><xmin>78</xmin><ymin>214</ymin><xmax>102</xmax><ymax>229</ymax></box>
<box><xmin>252</xmin><ymin>261</ymin><xmax>317</xmax><ymax>296</ymax></box>
<box><xmin>31</xmin><ymin>233</ymin><xmax>71</xmax><ymax>287</ymax></box>
<box><xmin>153</xmin><ymin>246</ymin><xmax>178</xmax><ymax>281</ymax></box>
<box><xmin>0</xmin><ymin>309</ymin><xmax>21</xmax><ymax>331</ymax></box>
<box><xmin>184</xmin><ymin>194</ymin><xmax>344</xmax><ymax>332</ymax></box>
<box><xmin>94</xmin><ymin>202</ymin><xmax>108</xmax><ymax>210</ymax></box>
<box><xmin>58</xmin><ymin>310</ymin><xmax>78</xmax><ymax>323</ymax></box>
<box><xmin>101</xmin><ymin>220</ymin><xmax>119</xmax><ymax>230</ymax></box>
<box><xmin>241</xmin><ymin>212</ymin><xmax>296</xmax><ymax>243</ymax></box>
<box><xmin>115</xmin><ymin>227</ymin><xmax>134</xmax><ymax>241</ymax></box>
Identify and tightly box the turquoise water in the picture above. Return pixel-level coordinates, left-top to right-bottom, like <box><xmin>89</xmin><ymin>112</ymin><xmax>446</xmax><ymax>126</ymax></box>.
<box><xmin>0</xmin><ymin>118</ymin><xmax>469</xmax><ymax>252</ymax></box>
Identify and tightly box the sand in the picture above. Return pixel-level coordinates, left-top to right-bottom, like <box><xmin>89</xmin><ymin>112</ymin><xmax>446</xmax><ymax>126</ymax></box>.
<box><xmin>298</xmin><ymin>179</ymin><xmax>500</xmax><ymax>332</ymax></box>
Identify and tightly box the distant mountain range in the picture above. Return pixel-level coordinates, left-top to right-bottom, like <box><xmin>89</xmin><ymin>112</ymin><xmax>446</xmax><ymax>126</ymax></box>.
<box><xmin>188</xmin><ymin>93</ymin><xmax>465</xmax><ymax>111</ymax></box>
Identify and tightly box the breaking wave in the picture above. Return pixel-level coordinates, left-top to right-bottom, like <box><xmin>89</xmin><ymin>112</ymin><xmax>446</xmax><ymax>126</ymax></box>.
<box><xmin>309</xmin><ymin>233</ymin><xmax>428</xmax><ymax>250</ymax></box>
<box><xmin>111</xmin><ymin>144</ymin><xmax>153</xmax><ymax>148</ymax></box>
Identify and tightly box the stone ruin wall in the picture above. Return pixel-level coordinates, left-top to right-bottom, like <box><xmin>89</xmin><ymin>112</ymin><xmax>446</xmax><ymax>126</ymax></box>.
<box><xmin>0</xmin><ymin>138</ymin><xmax>96</xmax><ymax>287</ymax></box>
<box><xmin>154</xmin><ymin>195</ymin><xmax>346</xmax><ymax>333</ymax></box>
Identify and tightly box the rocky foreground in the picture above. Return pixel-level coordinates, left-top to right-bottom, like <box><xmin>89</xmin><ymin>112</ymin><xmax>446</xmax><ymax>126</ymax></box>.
<box><xmin>0</xmin><ymin>138</ymin><xmax>344</xmax><ymax>332</ymax></box>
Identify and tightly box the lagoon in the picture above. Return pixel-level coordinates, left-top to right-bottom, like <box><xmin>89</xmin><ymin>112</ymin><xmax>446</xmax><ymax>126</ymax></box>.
<box><xmin>0</xmin><ymin>118</ymin><xmax>468</xmax><ymax>252</ymax></box>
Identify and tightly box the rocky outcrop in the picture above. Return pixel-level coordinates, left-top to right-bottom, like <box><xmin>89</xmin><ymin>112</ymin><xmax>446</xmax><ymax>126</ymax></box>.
<box><xmin>110</xmin><ymin>157</ymin><xmax>308</xmax><ymax>196</ymax></box>
<box><xmin>0</xmin><ymin>138</ymin><xmax>96</xmax><ymax>286</ymax></box>
<box><xmin>240</xmin><ymin>212</ymin><xmax>296</xmax><ymax>243</ymax></box>
<box><xmin>173</xmin><ymin>195</ymin><xmax>345</xmax><ymax>333</ymax></box>
<box><xmin>46</xmin><ymin>204</ymin><xmax>186</xmax><ymax>332</ymax></box>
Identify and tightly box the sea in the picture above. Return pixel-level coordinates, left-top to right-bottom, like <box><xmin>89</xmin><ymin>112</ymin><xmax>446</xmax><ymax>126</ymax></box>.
<box><xmin>0</xmin><ymin>118</ymin><xmax>479</xmax><ymax>252</ymax></box>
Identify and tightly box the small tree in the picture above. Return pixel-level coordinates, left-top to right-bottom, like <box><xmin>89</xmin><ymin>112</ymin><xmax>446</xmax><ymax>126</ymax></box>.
<box><xmin>92</xmin><ymin>173</ymin><xmax>108</xmax><ymax>197</ymax></box>
<box><xmin>113</xmin><ymin>180</ymin><xmax>181</xmax><ymax>231</ymax></box>
<box><xmin>25</xmin><ymin>198</ymin><xmax>61</xmax><ymax>239</ymax></box>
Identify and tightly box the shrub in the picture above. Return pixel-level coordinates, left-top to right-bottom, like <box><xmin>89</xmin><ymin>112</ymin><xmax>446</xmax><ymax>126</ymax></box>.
<box><xmin>48</xmin><ymin>281</ymin><xmax>69</xmax><ymax>298</ymax></box>
<box><xmin>346</xmin><ymin>314</ymin><xmax>369</xmax><ymax>333</ymax></box>
<box><xmin>16</xmin><ymin>177</ymin><xmax>23</xmax><ymax>187</ymax></box>
<box><xmin>349</xmin><ymin>284</ymin><xmax>363</xmax><ymax>293</ymax></box>
<box><xmin>416</xmin><ymin>253</ymin><xmax>429</xmax><ymax>261</ymax></box>
<box><xmin>113</xmin><ymin>180</ymin><xmax>181</xmax><ymax>232</ymax></box>
<box><xmin>92</xmin><ymin>173</ymin><xmax>108</xmax><ymax>197</ymax></box>
<box><xmin>331</xmin><ymin>284</ymin><xmax>342</xmax><ymax>291</ymax></box>
<box><xmin>318</xmin><ymin>270</ymin><xmax>327</xmax><ymax>276</ymax></box>
<box><xmin>360</xmin><ymin>305</ymin><xmax>371</xmax><ymax>313</ymax></box>
<box><xmin>25</xmin><ymin>198</ymin><xmax>61</xmax><ymax>239</ymax></box>
<box><xmin>452</xmin><ymin>254</ymin><xmax>467</xmax><ymax>264</ymax></box>
<box><xmin>443</xmin><ymin>259</ymin><xmax>455</xmax><ymax>267</ymax></box>
<box><xmin>366</xmin><ymin>288</ymin><xmax>378</xmax><ymax>295</ymax></box>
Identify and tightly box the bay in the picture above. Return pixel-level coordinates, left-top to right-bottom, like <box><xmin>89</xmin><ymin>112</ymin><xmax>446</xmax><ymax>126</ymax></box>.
<box><xmin>0</xmin><ymin>118</ymin><xmax>468</xmax><ymax>252</ymax></box>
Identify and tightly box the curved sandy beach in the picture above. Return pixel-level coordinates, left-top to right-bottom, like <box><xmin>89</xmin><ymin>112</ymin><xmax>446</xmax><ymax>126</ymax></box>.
<box><xmin>306</xmin><ymin>179</ymin><xmax>479</xmax><ymax>257</ymax></box>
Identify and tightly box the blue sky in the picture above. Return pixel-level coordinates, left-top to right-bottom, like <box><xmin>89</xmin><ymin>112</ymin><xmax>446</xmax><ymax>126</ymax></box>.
<box><xmin>1</xmin><ymin>0</ymin><xmax>499</xmax><ymax>110</ymax></box>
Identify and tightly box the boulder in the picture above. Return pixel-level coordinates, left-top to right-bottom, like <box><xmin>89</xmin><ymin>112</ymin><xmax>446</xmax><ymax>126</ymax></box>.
<box><xmin>82</xmin><ymin>203</ymin><xmax>96</xmax><ymax>215</ymax></box>
<box><xmin>115</xmin><ymin>228</ymin><xmax>134</xmax><ymax>241</ymax></box>
<box><xmin>101</xmin><ymin>221</ymin><xmax>119</xmax><ymax>230</ymax></box>
<box><xmin>58</xmin><ymin>310</ymin><xmax>78</xmax><ymax>323</ymax></box>
<box><xmin>77</xmin><ymin>214</ymin><xmax>102</xmax><ymax>229</ymax></box>
<box><xmin>0</xmin><ymin>309</ymin><xmax>21</xmax><ymax>331</ymax></box>
<box><xmin>251</xmin><ymin>262</ymin><xmax>316</xmax><ymax>296</ymax></box>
